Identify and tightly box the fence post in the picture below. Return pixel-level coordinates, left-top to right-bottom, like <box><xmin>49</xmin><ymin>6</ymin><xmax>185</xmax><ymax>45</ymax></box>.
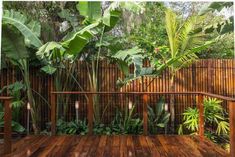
<box><xmin>143</xmin><ymin>94</ymin><xmax>148</xmax><ymax>135</ymax></box>
<box><xmin>50</xmin><ymin>77</ymin><xmax>56</xmax><ymax>136</ymax></box>
<box><xmin>51</xmin><ymin>93</ymin><xmax>56</xmax><ymax>135</ymax></box>
<box><xmin>229</xmin><ymin>101</ymin><xmax>235</xmax><ymax>157</ymax></box>
<box><xmin>4</xmin><ymin>99</ymin><xmax>12</xmax><ymax>154</ymax></box>
<box><xmin>88</xmin><ymin>94</ymin><xmax>93</xmax><ymax>135</ymax></box>
<box><xmin>198</xmin><ymin>94</ymin><xmax>204</xmax><ymax>139</ymax></box>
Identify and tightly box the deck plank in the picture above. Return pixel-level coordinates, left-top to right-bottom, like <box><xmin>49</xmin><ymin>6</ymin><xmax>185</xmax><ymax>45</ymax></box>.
<box><xmin>1</xmin><ymin>135</ymin><xmax>229</xmax><ymax>157</ymax></box>
<box><xmin>96</xmin><ymin>135</ymin><xmax>107</xmax><ymax>157</ymax></box>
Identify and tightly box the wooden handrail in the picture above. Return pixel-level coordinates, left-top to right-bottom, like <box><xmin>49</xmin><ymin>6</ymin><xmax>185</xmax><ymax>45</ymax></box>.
<box><xmin>0</xmin><ymin>96</ymin><xmax>12</xmax><ymax>100</ymax></box>
<box><xmin>50</xmin><ymin>91</ymin><xmax>235</xmax><ymax>156</ymax></box>
<box><xmin>0</xmin><ymin>96</ymin><xmax>12</xmax><ymax>155</ymax></box>
<box><xmin>201</xmin><ymin>92</ymin><xmax>235</xmax><ymax>102</ymax></box>
<box><xmin>51</xmin><ymin>91</ymin><xmax>235</xmax><ymax>101</ymax></box>
<box><xmin>51</xmin><ymin>91</ymin><xmax>200</xmax><ymax>95</ymax></box>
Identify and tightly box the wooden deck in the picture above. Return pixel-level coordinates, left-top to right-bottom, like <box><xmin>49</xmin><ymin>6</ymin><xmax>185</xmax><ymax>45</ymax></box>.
<box><xmin>0</xmin><ymin>135</ymin><xmax>228</xmax><ymax>157</ymax></box>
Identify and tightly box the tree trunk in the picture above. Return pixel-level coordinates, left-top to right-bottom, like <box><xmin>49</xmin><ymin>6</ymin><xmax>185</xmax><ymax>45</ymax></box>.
<box><xmin>170</xmin><ymin>74</ymin><xmax>175</xmax><ymax>133</ymax></box>
<box><xmin>88</xmin><ymin>60</ymin><xmax>100</xmax><ymax>124</ymax></box>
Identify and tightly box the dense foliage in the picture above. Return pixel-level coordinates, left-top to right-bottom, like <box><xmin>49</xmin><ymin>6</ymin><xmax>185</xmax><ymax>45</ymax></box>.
<box><xmin>0</xmin><ymin>2</ymin><xmax>234</xmax><ymax>139</ymax></box>
<box><xmin>41</xmin><ymin>98</ymin><xmax>169</xmax><ymax>135</ymax></box>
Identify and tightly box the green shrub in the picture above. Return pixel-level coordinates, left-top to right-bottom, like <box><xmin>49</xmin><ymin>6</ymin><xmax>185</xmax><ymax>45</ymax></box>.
<box><xmin>178</xmin><ymin>97</ymin><xmax>229</xmax><ymax>149</ymax></box>
<box><xmin>148</xmin><ymin>97</ymin><xmax>170</xmax><ymax>134</ymax></box>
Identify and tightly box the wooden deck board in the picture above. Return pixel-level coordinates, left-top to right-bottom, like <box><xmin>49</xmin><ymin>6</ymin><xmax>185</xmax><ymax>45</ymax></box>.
<box><xmin>0</xmin><ymin>135</ymin><xmax>229</xmax><ymax>157</ymax></box>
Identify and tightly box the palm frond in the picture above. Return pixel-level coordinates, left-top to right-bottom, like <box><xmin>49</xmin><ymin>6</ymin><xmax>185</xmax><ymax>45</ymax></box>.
<box><xmin>165</xmin><ymin>9</ymin><xmax>179</xmax><ymax>57</ymax></box>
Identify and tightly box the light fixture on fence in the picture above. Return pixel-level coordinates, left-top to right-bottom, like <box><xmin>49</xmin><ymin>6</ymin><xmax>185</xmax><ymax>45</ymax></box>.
<box><xmin>165</xmin><ymin>103</ymin><xmax>169</xmax><ymax>111</ymax></box>
<box><xmin>75</xmin><ymin>101</ymin><xmax>79</xmax><ymax>109</ymax></box>
<box><xmin>27</xmin><ymin>102</ymin><xmax>30</xmax><ymax>135</ymax></box>
<box><xmin>128</xmin><ymin>101</ymin><xmax>133</xmax><ymax>110</ymax></box>
<box><xmin>27</xmin><ymin>102</ymin><xmax>31</xmax><ymax>110</ymax></box>
<box><xmin>75</xmin><ymin>101</ymin><xmax>79</xmax><ymax>122</ymax></box>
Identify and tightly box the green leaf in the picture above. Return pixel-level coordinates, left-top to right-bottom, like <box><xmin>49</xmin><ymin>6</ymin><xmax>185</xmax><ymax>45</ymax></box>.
<box><xmin>41</xmin><ymin>65</ymin><xmax>57</xmax><ymax>75</ymax></box>
<box><xmin>155</xmin><ymin>97</ymin><xmax>165</xmax><ymax>117</ymax></box>
<box><xmin>63</xmin><ymin>35</ymin><xmax>88</xmax><ymax>55</ymax></box>
<box><xmin>2</xmin><ymin>26</ymin><xmax>28</xmax><ymax>60</ymax></box>
<box><xmin>77</xmin><ymin>2</ymin><xmax>101</xmax><ymax>22</ymax></box>
<box><xmin>113</xmin><ymin>47</ymin><xmax>142</xmax><ymax>61</ymax></box>
<box><xmin>103</xmin><ymin>10</ymin><xmax>121</xmax><ymax>31</ymax></box>
<box><xmin>7</xmin><ymin>81</ymin><xmax>25</xmax><ymax>93</ymax></box>
<box><xmin>62</xmin><ymin>22</ymin><xmax>99</xmax><ymax>55</ymax></box>
<box><xmin>12</xmin><ymin>121</ymin><xmax>25</xmax><ymax>133</ymax></box>
<box><xmin>3</xmin><ymin>10</ymin><xmax>42</xmax><ymax>48</ymax></box>
<box><xmin>37</xmin><ymin>42</ymin><xmax>64</xmax><ymax>56</ymax></box>
<box><xmin>117</xmin><ymin>60</ymin><xmax>129</xmax><ymax>76</ymax></box>
<box><xmin>199</xmin><ymin>2</ymin><xmax>233</xmax><ymax>15</ymax></box>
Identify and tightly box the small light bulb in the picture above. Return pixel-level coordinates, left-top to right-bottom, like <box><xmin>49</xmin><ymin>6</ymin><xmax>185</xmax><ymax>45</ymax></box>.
<box><xmin>128</xmin><ymin>101</ymin><xmax>133</xmax><ymax>110</ymax></box>
<box><xmin>27</xmin><ymin>149</ymin><xmax>31</xmax><ymax>156</ymax></box>
<box><xmin>27</xmin><ymin>102</ymin><xmax>30</xmax><ymax>110</ymax></box>
<box><xmin>75</xmin><ymin>101</ymin><xmax>79</xmax><ymax>109</ymax></box>
<box><xmin>165</xmin><ymin>103</ymin><xmax>168</xmax><ymax>111</ymax></box>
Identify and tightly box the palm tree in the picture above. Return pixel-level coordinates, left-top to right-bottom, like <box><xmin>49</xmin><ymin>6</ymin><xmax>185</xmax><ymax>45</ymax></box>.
<box><xmin>163</xmin><ymin>9</ymin><xmax>212</xmax><ymax>132</ymax></box>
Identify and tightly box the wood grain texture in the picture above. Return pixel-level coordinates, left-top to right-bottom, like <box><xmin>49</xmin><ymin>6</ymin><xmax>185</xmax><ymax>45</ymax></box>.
<box><xmin>0</xmin><ymin>135</ymin><xmax>228</xmax><ymax>157</ymax></box>
<box><xmin>143</xmin><ymin>94</ymin><xmax>148</xmax><ymax>135</ymax></box>
<box><xmin>197</xmin><ymin>94</ymin><xmax>204</xmax><ymax>139</ymax></box>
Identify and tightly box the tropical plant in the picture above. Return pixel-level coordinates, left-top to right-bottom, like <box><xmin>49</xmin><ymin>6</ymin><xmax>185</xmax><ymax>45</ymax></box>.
<box><xmin>199</xmin><ymin>2</ymin><xmax>234</xmax><ymax>35</ymax></box>
<box><xmin>197</xmin><ymin>2</ymin><xmax>234</xmax><ymax>59</ymax></box>
<box><xmin>111</xmin><ymin>104</ymin><xmax>143</xmax><ymax>134</ymax></box>
<box><xmin>93</xmin><ymin>123</ymin><xmax>112</xmax><ymax>135</ymax></box>
<box><xmin>0</xmin><ymin>81</ymin><xmax>26</xmax><ymax>122</ymax></box>
<box><xmin>148</xmin><ymin>97</ymin><xmax>170</xmax><ymax>134</ymax></box>
<box><xmin>56</xmin><ymin>119</ymin><xmax>87</xmax><ymax>135</ymax></box>
<box><xmin>42</xmin><ymin>118</ymin><xmax>87</xmax><ymax>135</ymax></box>
<box><xmin>160</xmin><ymin>9</ymin><xmax>213</xmax><ymax>132</ymax></box>
<box><xmin>36</xmin><ymin>2</ymin><xmax>144</xmax><ymax>124</ymax></box>
<box><xmin>0</xmin><ymin>105</ymin><xmax>25</xmax><ymax>133</ymax></box>
<box><xmin>2</xmin><ymin>10</ymin><xmax>43</xmax><ymax>134</ymax></box>
<box><xmin>128</xmin><ymin>2</ymin><xmax>167</xmax><ymax>53</ymax></box>
<box><xmin>178</xmin><ymin>98</ymin><xmax>229</xmax><ymax>146</ymax></box>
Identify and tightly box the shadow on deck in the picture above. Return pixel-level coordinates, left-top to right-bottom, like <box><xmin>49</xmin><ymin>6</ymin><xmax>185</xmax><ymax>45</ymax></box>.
<box><xmin>0</xmin><ymin>135</ymin><xmax>228</xmax><ymax>157</ymax></box>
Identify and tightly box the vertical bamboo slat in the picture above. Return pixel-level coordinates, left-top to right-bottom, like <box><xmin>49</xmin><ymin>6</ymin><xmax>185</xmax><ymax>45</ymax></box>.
<box><xmin>0</xmin><ymin>59</ymin><xmax>234</xmax><ymax>128</ymax></box>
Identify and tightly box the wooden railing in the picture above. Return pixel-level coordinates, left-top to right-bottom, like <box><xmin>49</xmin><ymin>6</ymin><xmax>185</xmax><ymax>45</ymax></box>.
<box><xmin>2</xmin><ymin>92</ymin><xmax>235</xmax><ymax>156</ymax></box>
<box><xmin>0</xmin><ymin>96</ymin><xmax>12</xmax><ymax>155</ymax></box>
<box><xmin>50</xmin><ymin>91</ymin><xmax>235</xmax><ymax>156</ymax></box>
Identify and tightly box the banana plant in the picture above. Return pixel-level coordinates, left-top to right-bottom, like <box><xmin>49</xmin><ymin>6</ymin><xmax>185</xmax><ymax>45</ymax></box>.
<box><xmin>36</xmin><ymin>2</ymin><xmax>143</xmax><ymax>123</ymax></box>
<box><xmin>2</xmin><ymin>10</ymin><xmax>43</xmax><ymax>134</ymax></box>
